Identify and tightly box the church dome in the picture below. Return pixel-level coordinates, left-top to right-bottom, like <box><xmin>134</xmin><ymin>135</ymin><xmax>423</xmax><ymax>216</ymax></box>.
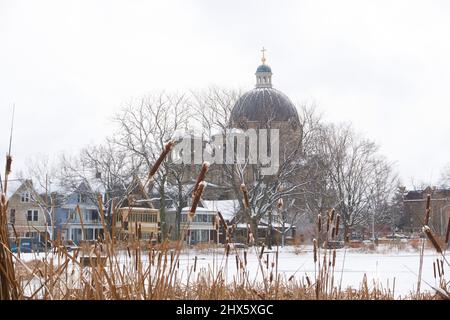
<box><xmin>230</xmin><ymin>50</ymin><xmax>299</xmax><ymax>125</ymax></box>
<box><xmin>231</xmin><ymin>87</ymin><xmax>299</xmax><ymax>123</ymax></box>
<box><xmin>256</xmin><ymin>64</ymin><xmax>272</xmax><ymax>73</ymax></box>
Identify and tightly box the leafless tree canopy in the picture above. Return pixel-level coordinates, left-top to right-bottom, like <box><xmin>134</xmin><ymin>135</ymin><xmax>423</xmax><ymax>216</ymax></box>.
<box><xmin>21</xmin><ymin>88</ymin><xmax>399</xmax><ymax>242</ymax></box>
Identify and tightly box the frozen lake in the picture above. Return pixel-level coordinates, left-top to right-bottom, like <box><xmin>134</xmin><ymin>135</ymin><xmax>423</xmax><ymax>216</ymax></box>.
<box><xmin>16</xmin><ymin>244</ymin><xmax>448</xmax><ymax>299</ymax></box>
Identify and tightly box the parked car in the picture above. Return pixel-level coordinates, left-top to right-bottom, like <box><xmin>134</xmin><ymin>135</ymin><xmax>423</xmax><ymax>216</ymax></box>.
<box><xmin>386</xmin><ymin>233</ymin><xmax>409</xmax><ymax>239</ymax></box>
<box><xmin>228</xmin><ymin>242</ymin><xmax>248</xmax><ymax>249</ymax></box>
<box><xmin>9</xmin><ymin>237</ymin><xmax>46</xmax><ymax>253</ymax></box>
<box><xmin>323</xmin><ymin>240</ymin><xmax>345</xmax><ymax>249</ymax></box>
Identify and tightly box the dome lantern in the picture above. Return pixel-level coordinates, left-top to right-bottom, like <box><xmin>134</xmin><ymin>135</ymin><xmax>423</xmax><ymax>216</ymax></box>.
<box><xmin>255</xmin><ymin>47</ymin><xmax>272</xmax><ymax>88</ymax></box>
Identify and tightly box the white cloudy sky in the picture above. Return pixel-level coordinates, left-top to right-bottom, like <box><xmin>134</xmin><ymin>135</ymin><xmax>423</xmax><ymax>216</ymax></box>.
<box><xmin>1</xmin><ymin>0</ymin><xmax>450</xmax><ymax>187</ymax></box>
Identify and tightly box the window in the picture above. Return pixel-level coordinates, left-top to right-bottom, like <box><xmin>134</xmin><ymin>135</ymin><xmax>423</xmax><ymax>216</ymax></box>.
<box><xmin>27</xmin><ymin>210</ymin><xmax>38</xmax><ymax>221</ymax></box>
<box><xmin>77</xmin><ymin>193</ymin><xmax>87</xmax><ymax>203</ymax></box>
<box><xmin>91</xmin><ymin>210</ymin><xmax>99</xmax><ymax>221</ymax></box>
<box><xmin>21</xmin><ymin>192</ymin><xmax>30</xmax><ymax>203</ymax></box>
<box><xmin>10</xmin><ymin>209</ymin><xmax>15</xmax><ymax>224</ymax></box>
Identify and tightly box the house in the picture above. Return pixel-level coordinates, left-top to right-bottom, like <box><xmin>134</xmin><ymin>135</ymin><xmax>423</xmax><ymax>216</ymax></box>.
<box><xmin>113</xmin><ymin>176</ymin><xmax>161</xmax><ymax>241</ymax></box>
<box><xmin>6</xmin><ymin>179</ymin><xmax>52</xmax><ymax>242</ymax></box>
<box><xmin>403</xmin><ymin>187</ymin><xmax>450</xmax><ymax>235</ymax></box>
<box><xmin>166</xmin><ymin>203</ymin><xmax>218</xmax><ymax>245</ymax></box>
<box><xmin>54</xmin><ymin>182</ymin><xmax>104</xmax><ymax>244</ymax></box>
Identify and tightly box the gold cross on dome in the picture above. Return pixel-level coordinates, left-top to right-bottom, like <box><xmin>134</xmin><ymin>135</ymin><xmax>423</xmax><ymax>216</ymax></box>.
<box><xmin>261</xmin><ymin>47</ymin><xmax>267</xmax><ymax>64</ymax></box>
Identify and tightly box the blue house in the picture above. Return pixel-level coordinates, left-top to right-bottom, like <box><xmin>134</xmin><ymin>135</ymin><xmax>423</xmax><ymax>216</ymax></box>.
<box><xmin>54</xmin><ymin>182</ymin><xmax>104</xmax><ymax>244</ymax></box>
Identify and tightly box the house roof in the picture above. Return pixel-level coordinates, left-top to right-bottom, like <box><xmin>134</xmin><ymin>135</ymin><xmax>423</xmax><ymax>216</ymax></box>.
<box><xmin>202</xmin><ymin>199</ymin><xmax>240</xmax><ymax>221</ymax></box>
<box><xmin>5</xmin><ymin>178</ymin><xmax>23</xmax><ymax>198</ymax></box>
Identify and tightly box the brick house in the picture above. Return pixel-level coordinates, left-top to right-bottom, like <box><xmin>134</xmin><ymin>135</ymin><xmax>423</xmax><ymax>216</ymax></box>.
<box><xmin>403</xmin><ymin>187</ymin><xmax>450</xmax><ymax>235</ymax></box>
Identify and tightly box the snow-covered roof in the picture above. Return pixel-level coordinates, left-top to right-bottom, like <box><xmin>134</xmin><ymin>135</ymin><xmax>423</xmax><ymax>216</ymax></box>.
<box><xmin>260</xmin><ymin>218</ymin><xmax>291</xmax><ymax>229</ymax></box>
<box><xmin>202</xmin><ymin>199</ymin><xmax>240</xmax><ymax>221</ymax></box>
<box><xmin>5</xmin><ymin>178</ymin><xmax>23</xmax><ymax>198</ymax></box>
<box><xmin>180</xmin><ymin>206</ymin><xmax>216</xmax><ymax>214</ymax></box>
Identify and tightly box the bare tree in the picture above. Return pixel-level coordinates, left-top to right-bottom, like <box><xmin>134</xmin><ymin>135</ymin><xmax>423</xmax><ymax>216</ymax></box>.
<box><xmin>111</xmin><ymin>92</ymin><xmax>192</xmax><ymax>239</ymax></box>
<box><xmin>316</xmin><ymin>123</ymin><xmax>396</xmax><ymax>240</ymax></box>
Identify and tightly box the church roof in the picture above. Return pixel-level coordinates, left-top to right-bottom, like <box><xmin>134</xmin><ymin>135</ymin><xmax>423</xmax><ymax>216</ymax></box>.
<box><xmin>256</xmin><ymin>64</ymin><xmax>272</xmax><ymax>73</ymax></box>
<box><xmin>230</xmin><ymin>87</ymin><xmax>299</xmax><ymax>123</ymax></box>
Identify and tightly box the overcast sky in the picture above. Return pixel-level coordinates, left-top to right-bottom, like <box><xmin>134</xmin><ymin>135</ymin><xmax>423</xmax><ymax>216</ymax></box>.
<box><xmin>1</xmin><ymin>0</ymin><xmax>450</xmax><ymax>188</ymax></box>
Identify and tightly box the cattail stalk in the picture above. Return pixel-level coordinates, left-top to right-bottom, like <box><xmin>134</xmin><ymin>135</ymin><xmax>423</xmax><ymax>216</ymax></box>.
<box><xmin>436</xmin><ymin>258</ymin><xmax>441</xmax><ymax>277</ymax></box>
<box><xmin>192</xmin><ymin>162</ymin><xmax>210</xmax><ymax>197</ymax></box>
<box><xmin>317</xmin><ymin>214</ymin><xmax>322</xmax><ymax>233</ymax></box>
<box><xmin>332</xmin><ymin>249</ymin><xmax>336</xmax><ymax>268</ymax></box>
<box><xmin>259</xmin><ymin>244</ymin><xmax>265</xmax><ymax>259</ymax></box>
<box><xmin>188</xmin><ymin>181</ymin><xmax>206</xmax><ymax>220</ymax></box>
<box><xmin>148</xmin><ymin>141</ymin><xmax>174</xmax><ymax>179</ymax></box>
<box><xmin>445</xmin><ymin>216</ymin><xmax>450</xmax><ymax>244</ymax></box>
<box><xmin>335</xmin><ymin>214</ymin><xmax>340</xmax><ymax>237</ymax></box>
<box><xmin>217</xmin><ymin>211</ymin><xmax>228</xmax><ymax>232</ymax></box>
<box><xmin>330</xmin><ymin>209</ymin><xmax>335</xmax><ymax>223</ymax></box>
<box><xmin>313</xmin><ymin>239</ymin><xmax>318</xmax><ymax>263</ymax></box>
<box><xmin>425</xmin><ymin>194</ymin><xmax>431</xmax><ymax>225</ymax></box>
<box><xmin>241</xmin><ymin>184</ymin><xmax>250</xmax><ymax>209</ymax></box>
<box><xmin>423</xmin><ymin>226</ymin><xmax>442</xmax><ymax>253</ymax></box>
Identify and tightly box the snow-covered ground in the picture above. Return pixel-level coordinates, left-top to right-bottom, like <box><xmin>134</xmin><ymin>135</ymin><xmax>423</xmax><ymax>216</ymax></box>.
<box><xmin>16</xmin><ymin>245</ymin><xmax>448</xmax><ymax>299</ymax></box>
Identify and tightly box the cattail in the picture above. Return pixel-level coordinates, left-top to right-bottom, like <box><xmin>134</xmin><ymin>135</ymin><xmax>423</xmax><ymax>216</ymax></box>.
<box><xmin>445</xmin><ymin>216</ymin><xmax>450</xmax><ymax>244</ymax></box>
<box><xmin>241</xmin><ymin>184</ymin><xmax>250</xmax><ymax>209</ymax></box>
<box><xmin>189</xmin><ymin>181</ymin><xmax>206</xmax><ymax>220</ymax></box>
<box><xmin>277</xmin><ymin>198</ymin><xmax>284</xmax><ymax>209</ymax></box>
<box><xmin>270</xmin><ymin>271</ymin><xmax>273</xmax><ymax>283</ymax></box>
<box><xmin>194</xmin><ymin>256</ymin><xmax>198</xmax><ymax>272</ymax></box>
<box><xmin>248</xmin><ymin>231</ymin><xmax>255</xmax><ymax>244</ymax></box>
<box><xmin>306</xmin><ymin>275</ymin><xmax>311</xmax><ymax>286</ymax></box>
<box><xmin>148</xmin><ymin>140</ymin><xmax>174</xmax><ymax>179</ymax></box>
<box><xmin>244</xmin><ymin>251</ymin><xmax>247</xmax><ymax>266</ymax></box>
<box><xmin>441</xmin><ymin>259</ymin><xmax>444</xmax><ymax>276</ymax></box>
<box><xmin>226</xmin><ymin>243</ymin><xmax>230</xmax><ymax>256</ymax></box>
<box><xmin>168</xmin><ymin>225</ymin><xmax>172</xmax><ymax>237</ymax></box>
<box><xmin>235</xmin><ymin>255</ymin><xmax>239</xmax><ymax>271</ymax></box>
<box><xmin>330</xmin><ymin>208</ymin><xmax>335</xmax><ymax>223</ymax></box>
<box><xmin>192</xmin><ymin>161</ymin><xmax>210</xmax><ymax>197</ymax></box>
<box><xmin>289</xmin><ymin>275</ymin><xmax>294</xmax><ymax>281</ymax></box>
<box><xmin>436</xmin><ymin>258</ymin><xmax>441</xmax><ymax>277</ymax></box>
<box><xmin>217</xmin><ymin>211</ymin><xmax>228</xmax><ymax>231</ymax></box>
<box><xmin>313</xmin><ymin>239</ymin><xmax>318</xmax><ymax>263</ymax></box>
<box><xmin>423</xmin><ymin>226</ymin><xmax>442</xmax><ymax>253</ymax></box>
<box><xmin>331</xmin><ymin>227</ymin><xmax>336</xmax><ymax>239</ymax></box>
<box><xmin>335</xmin><ymin>214</ymin><xmax>340</xmax><ymax>237</ymax></box>
<box><xmin>433</xmin><ymin>261</ymin><xmax>437</xmax><ymax>279</ymax></box>
<box><xmin>259</xmin><ymin>244</ymin><xmax>265</xmax><ymax>259</ymax></box>
<box><xmin>266</xmin><ymin>253</ymin><xmax>269</xmax><ymax>269</ymax></box>
<box><xmin>425</xmin><ymin>194</ymin><xmax>431</xmax><ymax>225</ymax></box>
<box><xmin>317</xmin><ymin>214</ymin><xmax>322</xmax><ymax>233</ymax></box>
<box><xmin>326</xmin><ymin>214</ymin><xmax>331</xmax><ymax>232</ymax></box>
<box><xmin>138</xmin><ymin>223</ymin><xmax>142</xmax><ymax>240</ymax></box>
<box><xmin>5</xmin><ymin>155</ymin><xmax>12</xmax><ymax>175</ymax></box>
<box><xmin>332</xmin><ymin>249</ymin><xmax>336</xmax><ymax>268</ymax></box>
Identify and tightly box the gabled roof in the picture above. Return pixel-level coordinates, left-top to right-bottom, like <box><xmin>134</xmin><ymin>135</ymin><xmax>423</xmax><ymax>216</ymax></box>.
<box><xmin>5</xmin><ymin>178</ymin><xmax>24</xmax><ymax>199</ymax></box>
<box><xmin>202</xmin><ymin>199</ymin><xmax>240</xmax><ymax>221</ymax></box>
